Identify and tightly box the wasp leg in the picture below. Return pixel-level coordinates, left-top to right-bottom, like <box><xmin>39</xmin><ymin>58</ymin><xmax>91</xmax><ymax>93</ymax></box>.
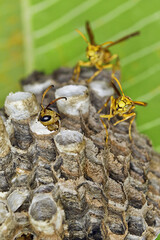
<box><xmin>113</xmin><ymin>112</ymin><xmax>136</xmax><ymax>141</ymax></box>
<box><xmin>72</xmin><ymin>61</ymin><xmax>92</xmax><ymax>82</ymax></box>
<box><xmin>111</xmin><ymin>54</ymin><xmax>120</xmax><ymax>69</ymax></box>
<box><xmin>100</xmin><ymin>118</ymin><xmax>109</xmax><ymax>145</ymax></box>
<box><xmin>98</xmin><ymin>96</ymin><xmax>115</xmax><ymax>121</ymax></box>
<box><xmin>100</xmin><ymin>114</ymin><xmax>114</xmax><ymax>121</ymax></box>
<box><xmin>87</xmin><ymin>63</ymin><xmax>113</xmax><ymax>83</ymax></box>
<box><xmin>99</xmin><ymin>96</ymin><xmax>115</xmax><ymax>120</ymax></box>
<box><xmin>86</xmin><ymin>68</ymin><xmax>103</xmax><ymax>83</ymax></box>
<box><xmin>109</xmin><ymin>54</ymin><xmax>120</xmax><ymax>80</ymax></box>
<box><xmin>101</xmin><ymin>220</ymin><xmax>108</xmax><ymax>239</ymax></box>
<box><xmin>98</xmin><ymin>96</ymin><xmax>111</xmax><ymax>114</ymax></box>
<box><xmin>128</xmin><ymin>113</ymin><xmax>136</xmax><ymax>141</ymax></box>
<box><xmin>101</xmin><ymin>63</ymin><xmax>113</xmax><ymax>76</ymax></box>
<box><xmin>99</xmin><ymin>96</ymin><xmax>116</xmax><ymax>144</ymax></box>
<box><xmin>109</xmin><ymin>96</ymin><xmax>115</xmax><ymax>119</ymax></box>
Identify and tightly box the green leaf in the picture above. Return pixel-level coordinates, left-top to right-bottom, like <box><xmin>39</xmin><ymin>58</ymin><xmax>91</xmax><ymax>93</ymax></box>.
<box><xmin>0</xmin><ymin>0</ymin><xmax>160</xmax><ymax>152</ymax></box>
<box><xmin>0</xmin><ymin>0</ymin><xmax>24</xmax><ymax>104</ymax></box>
<box><xmin>156</xmin><ymin>234</ymin><xmax>160</xmax><ymax>240</ymax></box>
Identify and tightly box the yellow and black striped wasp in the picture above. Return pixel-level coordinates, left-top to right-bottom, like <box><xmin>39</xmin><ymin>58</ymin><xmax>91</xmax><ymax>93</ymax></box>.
<box><xmin>98</xmin><ymin>76</ymin><xmax>147</xmax><ymax>144</ymax></box>
<box><xmin>72</xmin><ymin>21</ymin><xmax>140</xmax><ymax>83</ymax></box>
<box><xmin>38</xmin><ymin>85</ymin><xmax>67</xmax><ymax>131</ymax></box>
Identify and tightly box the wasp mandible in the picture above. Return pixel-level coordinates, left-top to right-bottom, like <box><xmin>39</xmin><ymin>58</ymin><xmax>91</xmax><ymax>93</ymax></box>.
<box><xmin>72</xmin><ymin>21</ymin><xmax>140</xmax><ymax>83</ymax></box>
<box><xmin>98</xmin><ymin>76</ymin><xmax>147</xmax><ymax>144</ymax></box>
<box><xmin>38</xmin><ymin>85</ymin><xmax>67</xmax><ymax>131</ymax></box>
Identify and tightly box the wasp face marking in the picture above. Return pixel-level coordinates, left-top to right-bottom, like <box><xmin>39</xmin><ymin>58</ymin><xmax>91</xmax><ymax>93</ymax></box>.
<box><xmin>116</xmin><ymin>96</ymin><xmax>133</xmax><ymax>113</ymax></box>
<box><xmin>118</xmin><ymin>100</ymin><xmax>126</xmax><ymax>109</ymax></box>
<box><xmin>86</xmin><ymin>44</ymin><xmax>101</xmax><ymax>62</ymax></box>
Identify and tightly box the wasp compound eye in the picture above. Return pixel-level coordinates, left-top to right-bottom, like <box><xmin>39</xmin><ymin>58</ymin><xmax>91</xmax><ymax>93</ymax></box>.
<box><xmin>40</xmin><ymin>115</ymin><xmax>51</xmax><ymax>122</ymax></box>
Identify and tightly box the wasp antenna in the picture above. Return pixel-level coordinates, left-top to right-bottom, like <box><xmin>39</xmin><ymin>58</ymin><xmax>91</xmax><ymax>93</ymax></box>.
<box><xmin>76</xmin><ymin>29</ymin><xmax>89</xmax><ymax>44</ymax></box>
<box><xmin>111</xmin><ymin>81</ymin><xmax>121</xmax><ymax>96</ymax></box>
<box><xmin>46</xmin><ymin>97</ymin><xmax>67</xmax><ymax>109</ymax></box>
<box><xmin>133</xmin><ymin>101</ymin><xmax>147</xmax><ymax>106</ymax></box>
<box><xmin>112</xmin><ymin>76</ymin><xmax>124</xmax><ymax>96</ymax></box>
<box><xmin>41</xmin><ymin>85</ymin><xmax>54</xmax><ymax>108</ymax></box>
<box><xmin>100</xmin><ymin>41</ymin><xmax>113</xmax><ymax>47</ymax></box>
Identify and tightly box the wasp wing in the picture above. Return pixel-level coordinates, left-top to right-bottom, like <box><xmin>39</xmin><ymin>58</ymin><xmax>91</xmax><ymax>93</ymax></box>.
<box><xmin>105</xmin><ymin>31</ymin><xmax>140</xmax><ymax>49</ymax></box>
<box><xmin>86</xmin><ymin>21</ymin><xmax>96</xmax><ymax>45</ymax></box>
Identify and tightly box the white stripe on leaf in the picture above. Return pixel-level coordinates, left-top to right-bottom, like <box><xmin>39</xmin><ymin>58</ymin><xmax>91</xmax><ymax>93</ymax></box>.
<box><xmin>123</xmin><ymin>63</ymin><xmax>160</xmax><ymax>90</ymax></box>
<box><xmin>135</xmin><ymin>86</ymin><xmax>160</xmax><ymax>102</ymax></box>
<box><xmin>20</xmin><ymin>0</ymin><xmax>34</xmax><ymax>74</ymax></box>
<box><xmin>31</xmin><ymin>0</ymin><xmax>60</xmax><ymax>15</ymax></box>
<box><xmin>35</xmin><ymin>0</ymin><xmax>142</xmax><ymax>54</ymax></box>
<box><xmin>138</xmin><ymin>117</ymin><xmax>160</xmax><ymax>131</ymax></box>
<box><xmin>121</xmin><ymin>41</ymin><xmax>160</xmax><ymax>66</ymax></box>
<box><xmin>34</xmin><ymin>0</ymin><xmax>100</xmax><ymax>39</ymax></box>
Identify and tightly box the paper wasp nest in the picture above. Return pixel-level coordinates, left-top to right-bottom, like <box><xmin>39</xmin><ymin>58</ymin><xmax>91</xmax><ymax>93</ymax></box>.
<box><xmin>0</xmin><ymin>68</ymin><xmax>159</xmax><ymax>240</ymax></box>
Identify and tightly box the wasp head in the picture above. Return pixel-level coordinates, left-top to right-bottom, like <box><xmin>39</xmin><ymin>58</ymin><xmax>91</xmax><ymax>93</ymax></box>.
<box><xmin>116</xmin><ymin>96</ymin><xmax>133</xmax><ymax>113</ymax></box>
<box><xmin>39</xmin><ymin>107</ymin><xmax>60</xmax><ymax>131</ymax></box>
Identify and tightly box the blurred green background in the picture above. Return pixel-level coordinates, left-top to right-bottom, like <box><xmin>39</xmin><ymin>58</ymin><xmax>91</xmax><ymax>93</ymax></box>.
<box><xmin>0</xmin><ymin>0</ymin><xmax>160</xmax><ymax>151</ymax></box>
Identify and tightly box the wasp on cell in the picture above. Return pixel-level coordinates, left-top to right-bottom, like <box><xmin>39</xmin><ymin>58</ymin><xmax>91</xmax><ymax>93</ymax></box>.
<box><xmin>38</xmin><ymin>85</ymin><xmax>67</xmax><ymax>131</ymax></box>
<box><xmin>72</xmin><ymin>21</ymin><xmax>140</xmax><ymax>83</ymax></box>
<box><xmin>98</xmin><ymin>76</ymin><xmax>147</xmax><ymax>144</ymax></box>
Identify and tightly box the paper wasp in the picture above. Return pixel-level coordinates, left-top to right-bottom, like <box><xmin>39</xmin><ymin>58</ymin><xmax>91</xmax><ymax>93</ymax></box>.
<box><xmin>38</xmin><ymin>85</ymin><xmax>67</xmax><ymax>131</ymax></box>
<box><xmin>98</xmin><ymin>76</ymin><xmax>147</xmax><ymax>144</ymax></box>
<box><xmin>72</xmin><ymin>21</ymin><xmax>140</xmax><ymax>83</ymax></box>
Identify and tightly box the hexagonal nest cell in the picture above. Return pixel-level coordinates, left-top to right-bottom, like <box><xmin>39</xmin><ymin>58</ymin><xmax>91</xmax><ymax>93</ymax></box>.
<box><xmin>0</xmin><ymin>68</ymin><xmax>160</xmax><ymax>240</ymax></box>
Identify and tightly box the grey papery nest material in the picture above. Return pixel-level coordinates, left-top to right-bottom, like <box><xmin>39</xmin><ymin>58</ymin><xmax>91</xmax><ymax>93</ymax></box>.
<box><xmin>0</xmin><ymin>68</ymin><xmax>159</xmax><ymax>240</ymax></box>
